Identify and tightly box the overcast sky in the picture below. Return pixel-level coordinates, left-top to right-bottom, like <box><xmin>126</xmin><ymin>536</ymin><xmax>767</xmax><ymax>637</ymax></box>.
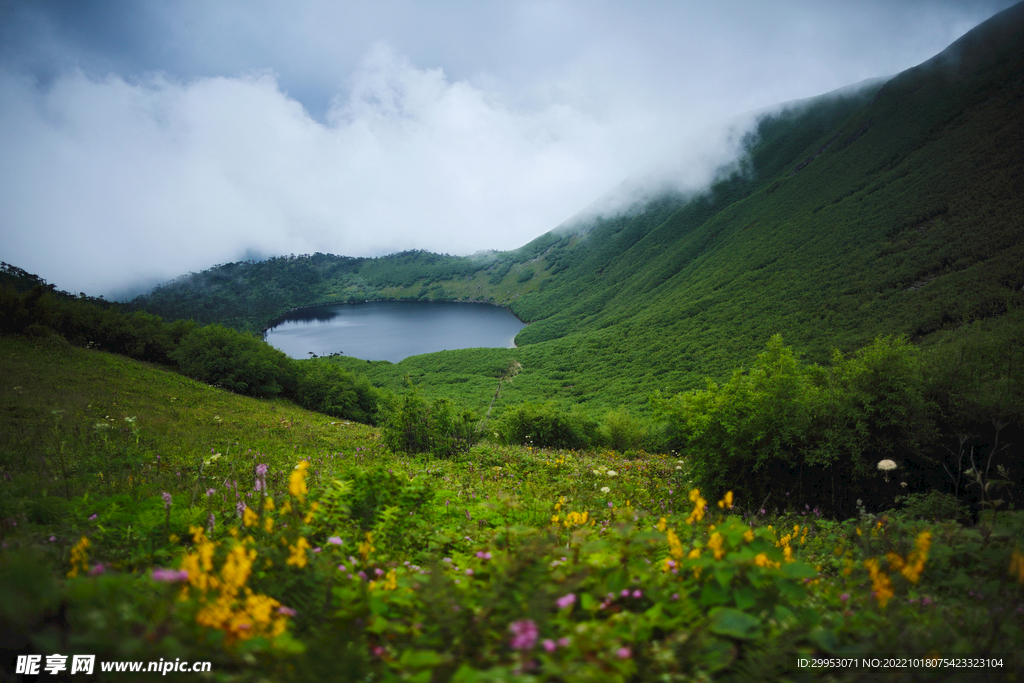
<box><xmin>0</xmin><ymin>0</ymin><xmax>1016</xmax><ymax>297</ymax></box>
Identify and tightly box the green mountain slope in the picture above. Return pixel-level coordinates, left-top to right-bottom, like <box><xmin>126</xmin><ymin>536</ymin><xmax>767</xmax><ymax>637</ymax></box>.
<box><xmin>130</xmin><ymin>2</ymin><xmax>1024</xmax><ymax>414</ymax></box>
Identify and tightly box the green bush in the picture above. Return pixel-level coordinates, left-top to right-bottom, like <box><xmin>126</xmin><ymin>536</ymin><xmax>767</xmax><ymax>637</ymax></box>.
<box><xmin>336</xmin><ymin>466</ymin><xmax>435</xmax><ymax>532</ymax></box>
<box><xmin>496</xmin><ymin>402</ymin><xmax>597</xmax><ymax>450</ymax></box>
<box><xmin>654</xmin><ymin>335</ymin><xmax>937</xmax><ymax>517</ymax></box>
<box><xmin>894</xmin><ymin>490</ymin><xmax>971</xmax><ymax>522</ymax></box>
<box><xmin>379</xmin><ymin>385</ymin><xmax>477</xmax><ymax>457</ymax></box>
<box><xmin>171</xmin><ymin>324</ymin><xmax>295</xmax><ymax>398</ymax></box>
<box><xmin>600</xmin><ymin>406</ymin><xmax>650</xmax><ymax>452</ymax></box>
<box><xmin>293</xmin><ymin>360</ymin><xmax>379</xmax><ymax>424</ymax></box>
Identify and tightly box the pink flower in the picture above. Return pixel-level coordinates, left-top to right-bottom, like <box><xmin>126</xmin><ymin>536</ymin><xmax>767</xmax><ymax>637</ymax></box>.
<box><xmin>632</xmin><ymin>589</ymin><xmax>642</xmax><ymax>599</ymax></box>
<box><xmin>328</xmin><ymin>536</ymin><xmax>343</xmax><ymax>545</ymax></box>
<box><xmin>557</xmin><ymin>637</ymin><xmax>571</xmax><ymax>648</ymax></box>
<box><xmin>88</xmin><ymin>563</ymin><xmax>105</xmax><ymax>576</ymax></box>
<box><xmin>152</xmin><ymin>568</ymin><xmax>189</xmax><ymax>582</ymax></box>
<box><xmin>88</xmin><ymin>514</ymin><xmax>98</xmax><ymax>521</ymax></box>
<box><xmin>277</xmin><ymin>606</ymin><xmax>297</xmax><ymax>617</ymax></box>
<box><xmin>542</xmin><ymin>639</ymin><xmax>556</xmax><ymax>652</ymax></box>
<box><xmin>556</xmin><ymin>593</ymin><xmax>576</xmax><ymax>609</ymax></box>
<box><xmin>840</xmin><ymin>593</ymin><xmax>849</xmax><ymax>602</ymax></box>
<box><xmin>338</xmin><ymin>564</ymin><xmax>347</xmax><ymax>572</ymax></box>
<box><xmin>509</xmin><ymin>619</ymin><xmax>538</xmax><ymax>651</ymax></box>
<box><xmin>616</xmin><ymin>647</ymin><xmax>632</xmax><ymax>659</ymax></box>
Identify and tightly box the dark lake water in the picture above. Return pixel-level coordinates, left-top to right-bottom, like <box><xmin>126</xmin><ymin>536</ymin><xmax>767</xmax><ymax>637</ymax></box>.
<box><xmin>263</xmin><ymin>301</ymin><xmax>526</xmax><ymax>362</ymax></box>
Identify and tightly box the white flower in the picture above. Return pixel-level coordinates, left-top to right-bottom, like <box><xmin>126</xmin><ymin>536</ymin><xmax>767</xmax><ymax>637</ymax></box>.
<box><xmin>607</xmin><ymin>470</ymin><xmax>618</xmax><ymax>477</ymax></box>
<box><xmin>877</xmin><ymin>459</ymin><xmax>897</xmax><ymax>482</ymax></box>
<box><xmin>600</xmin><ymin>486</ymin><xmax>610</xmax><ymax>494</ymax></box>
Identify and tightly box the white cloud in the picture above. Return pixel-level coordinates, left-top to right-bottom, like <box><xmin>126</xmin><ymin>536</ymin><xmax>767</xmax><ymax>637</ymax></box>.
<box><xmin>0</xmin><ymin>43</ymin><xmax>754</xmax><ymax>296</ymax></box>
<box><xmin>0</xmin><ymin>0</ymin><xmax>1016</xmax><ymax>296</ymax></box>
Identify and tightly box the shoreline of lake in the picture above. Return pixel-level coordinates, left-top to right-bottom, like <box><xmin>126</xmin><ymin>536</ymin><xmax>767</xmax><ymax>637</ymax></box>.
<box><xmin>263</xmin><ymin>300</ymin><xmax>527</xmax><ymax>363</ymax></box>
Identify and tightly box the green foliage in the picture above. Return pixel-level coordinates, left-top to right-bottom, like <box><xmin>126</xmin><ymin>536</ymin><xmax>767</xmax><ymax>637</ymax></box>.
<box><xmin>496</xmin><ymin>402</ymin><xmax>598</xmax><ymax>450</ymax></box>
<box><xmin>894</xmin><ymin>491</ymin><xmax>971</xmax><ymax>523</ymax></box>
<box><xmin>600</xmin><ymin>406</ymin><xmax>650</xmax><ymax>452</ymax></box>
<box><xmin>380</xmin><ymin>385</ymin><xmax>478</xmax><ymax>458</ymax></box>
<box><xmin>172</xmin><ymin>324</ymin><xmax>295</xmax><ymax>398</ymax></box>
<box><xmin>293</xmin><ymin>359</ymin><xmax>380</xmax><ymax>424</ymax></box>
<box><xmin>654</xmin><ymin>335</ymin><xmax>939</xmax><ymax>517</ymax></box>
<box><xmin>334</xmin><ymin>467</ymin><xmax>435</xmax><ymax>533</ymax></box>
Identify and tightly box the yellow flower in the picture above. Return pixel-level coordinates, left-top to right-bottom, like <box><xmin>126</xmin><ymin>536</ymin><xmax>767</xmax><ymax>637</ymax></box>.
<box><xmin>865</xmin><ymin>558</ymin><xmax>894</xmax><ymax>608</ymax></box>
<box><xmin>286</xmin><ymin>537</ymin><xmax>311</xmax><ymax>568</ymax></box>
<box><xmin>369</xmin><ymin>569</ymin><xmax>398</xmax><ymax>592</ymax></box>
<box><xmin>708</xmin><ymin>532</ymin><xmax>725</xmax><ymax>560</ymax></box>
<box><xmin>717</xmin><ymin>491</ymin><xmax>734</xmax><ymax>509</ymax></box>
<box><xmin>900</xmin><ymin>531</ymin><xmax>931</xmax><ymax>584</ymax></box>
<box><xmin>688</xmin><ymin>547</ymin><xmax>701</xmax><ymax>560</ymax></box>
<box><xmin>657</xmin><ymin>517</ymin><xmax>667</xmax><ymax>532</ymax></box>
<box><xmin>264</xmin><ymin>516</ymin><xmax>275</xmax><ymax>533</ymax></box>
<box><xmin>753</xmin><ymin>552</ymin><xmax>779</xmax><ymax>569</ymax></box>
<box><xmin>358</xmin><ymin>532</ymin><xmax>375</xmax><ymax>561</ymax></box>
<box><xmin>243</xmin><ymin>507</ymin><xmax>260</xmax><ymax>528</ymax></box>
<box><xmin>686</xmin><ymin>489</ymin><xmax>707</xmax><ymax>524</ymax></box>
<box><xmin>264</xmin><ymin>497</ymin><xmax>275</xmax><ymax>512</ymax></box>
<box><xmin>67</xmin><ymin>536</ymin><xmax>90</xmax><ymax>578</ymax></box>
<box><xmin>667</xmin><ymin>528</ymin><xmax>684</xmax><ymax>560</ymax></box>
<box><xmin>563</xmin><ymin>510</ymin><xmax>589</xmax><ymax>528</ymax></box>
<box><xmin>303</xmin><ymin>501</ymin><xmax>320</xmax><ymax>524</ymax></box>
<box><xmin>1009</xmin><ymin>548</ymin><xmax>1024</xmax><ymax>584</ymax></box>
<box><xmin>743</xmin><ymin>529</ymin><xmax>754</xmax><ymax>543</ymax></box>
<box><xmin>289</xmin><ymin>461</ymin><xmax>309</xmax><ymax>502</ymax></box>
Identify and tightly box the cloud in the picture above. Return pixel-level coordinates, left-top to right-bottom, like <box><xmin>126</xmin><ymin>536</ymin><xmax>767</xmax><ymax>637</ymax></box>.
<box><xmin>0</xmin><ymin>0</ymin><xmax>1017</xmax><ymax>297</ymax></box>
<box><xmin>0</xmin><ymin>42</ymin><xmax>756</xmax><ymax>297</ymax></box>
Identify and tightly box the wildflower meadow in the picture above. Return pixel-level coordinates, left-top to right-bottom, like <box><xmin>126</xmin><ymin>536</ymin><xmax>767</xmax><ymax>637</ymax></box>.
<box><xmin>2</xmin><ymin>338</ymin><xmax>1022</xmax><ymax>682</ymax></box>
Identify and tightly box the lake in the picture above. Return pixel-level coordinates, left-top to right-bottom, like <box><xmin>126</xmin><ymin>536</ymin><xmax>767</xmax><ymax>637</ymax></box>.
<box><xmin>263</xmin><ymin>300</ymin><xmax>526</xmax><ymax>363</ymax></box>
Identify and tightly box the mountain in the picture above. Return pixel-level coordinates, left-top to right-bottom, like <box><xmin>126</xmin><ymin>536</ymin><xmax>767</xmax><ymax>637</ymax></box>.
<box><xmin>129</xmin><ymin>2</ymin><xmax>1024</xmax><ymax>413</ymax></box>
